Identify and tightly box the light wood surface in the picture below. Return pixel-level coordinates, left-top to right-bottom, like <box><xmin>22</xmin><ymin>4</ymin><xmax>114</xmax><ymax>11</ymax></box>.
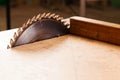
<box><xmin>70</xmin><ymin>16</ymin><xmax>120</xmax><ymax>45</ymax></box>
<box><xmin>0</xmin><ymin>29</ymin><xmax>120</xmax><ymax>80</ymax></box>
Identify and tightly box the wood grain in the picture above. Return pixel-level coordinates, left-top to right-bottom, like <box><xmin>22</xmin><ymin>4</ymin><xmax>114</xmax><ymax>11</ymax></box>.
<box><xmin>70</xmin><ymin>16</ymin><xmax>120</xmax><ymax>45</ymax></box>
<box><xmin>0</xmin><ymin>29</ymin><xmax>120</xmax><ymax>80</ymax></box>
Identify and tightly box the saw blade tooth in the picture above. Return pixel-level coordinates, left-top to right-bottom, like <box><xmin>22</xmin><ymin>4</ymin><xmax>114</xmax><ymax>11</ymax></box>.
<box><xmin>62</xmin><ymin>19</ymin><xmax>70</xmax><ymax>27</ymax></box>
<box><xmin>53</xmin><ymin>15</ymin><xmax>60</xmax><ymax>19</ymax></box>
<box><xmin>67</xmin><ymin>25</ymin><xmax>70</xmax><ymax>28</ymax></box>
<box><xmin>56</xmin><ymin>17</ymin><xmax>63</xmax><ymax>21</ymax></box>
<box><xmin>41</xmin><ymin>13</ymin><xmax>46</xmax><ymax>19</ymax></box>
<box><xmin>7</xmin><ymin>44</ymin><xmax>12</xmax><ymax>49</ymax></box>
<box><xmin>49</xmin><ymin>13</ymin><xmax>56</xmax><ymax>18</ymax></box>
<box><xmin>7</xmin><ymin>45</ymin><xmax>10</xmax><ymax>49</ymax></box>
<box><xmin>34</xmin><ymin>16</ymin><xmax>38</xmax><ymax>22</ymax></box>
<box><xmin>32</xmin><ymin>16</ymin><xmax>37</xmax><ymax>22</ymax></box>
<box><xmin>21</xmin><ymin>23</ymin><xmax>27</xmax><ymax>30</ymax></box>
<box><xmin>31</xmin><ymin>16</ymin><xmax>35</xmax><ymax>22</ymax></box>
<box><xmin>64</xmin><ymin>23</ymin><xmax>70</xmax><ymax>28</ymax></box>
<box><xmin>64</xmin><ymin>22</ymin><xmax>70</xmax><ymax>29</ymax></box>
<box><xmin>38</xmin><ymin>14</ymin><xmax>42</xmax><ymax>20</ymax></box>
<box><xmin>59</xmin><ymin>18</ymin><xmax>70</xmax><ymax>29</ymax></box>
<box><xmin>45</xmin><ymin>12</ymin><xmax>51</xmax><ymax>18</ymax></box>
<box><xmin>17</xmin><ymin>28</ymin><xmax>22</xmax><ymax>35</ymax></box>
<box><xmin>63</xmin><ymin>22</ymin><xmax>68</xmax><ymax>26</ymax></box>
<box><xmin>36</xmin><ymin>14</ymin><xmax>41</xmax><ymax>20</ymax></box>
<box><xmin>61</xmin><ymin>19</ymin><xmax>66</xmax><ymax>23</ymax></box>
<box><xmin>26</xmin><ymin>19</ymin><xmax>31</xmax><ymax>25</ymax></box>
<box><xmin>13</xmin><ymin>32</ymin><xmax>17</xmax><ymax>41</ymax></box>
<box><xmin>10</xmin><ymin>39</ymin><xmax>14</xmax><ymax>46</ymax></box>
<box><xmin>20</xmin><ymin>27</ymin><xmax>24</xmax><ymax>32</ymax></box>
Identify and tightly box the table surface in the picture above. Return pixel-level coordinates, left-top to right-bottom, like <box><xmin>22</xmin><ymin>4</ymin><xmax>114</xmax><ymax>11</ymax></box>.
<box><xmin>0</xmin><ymin>29</ymin><xmax>120</xmax><ymax>80</ymax></box>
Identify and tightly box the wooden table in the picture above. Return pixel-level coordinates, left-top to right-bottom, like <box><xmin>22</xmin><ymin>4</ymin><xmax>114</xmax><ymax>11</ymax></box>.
<box><xmin>0</xmin><ymin>28</ymin><xmax>120</xmax><ymax>80</ymax></box>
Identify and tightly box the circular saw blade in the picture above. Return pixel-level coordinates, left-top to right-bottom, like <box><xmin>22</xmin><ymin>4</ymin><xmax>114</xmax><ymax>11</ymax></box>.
<box><xmin>7</xmin><ymin>13</ymin><xmax>70</xmax><ymax>49</ymax></box>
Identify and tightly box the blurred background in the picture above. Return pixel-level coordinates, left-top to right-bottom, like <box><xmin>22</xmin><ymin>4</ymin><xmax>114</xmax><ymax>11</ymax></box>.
<box><xmin>0</xmin><ymin>0</ymin><xmax>120</xmax><ymax>31</ymax></box>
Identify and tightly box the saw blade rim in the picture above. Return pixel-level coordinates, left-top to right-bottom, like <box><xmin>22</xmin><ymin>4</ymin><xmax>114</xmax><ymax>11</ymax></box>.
<box><xmin>7</xmin><ymin>12</ymin><xmax>70</xmax><ymax>49</ymax></box>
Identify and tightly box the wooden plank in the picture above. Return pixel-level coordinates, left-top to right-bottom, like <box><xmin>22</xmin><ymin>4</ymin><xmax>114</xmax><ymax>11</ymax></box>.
<box><xmin>0</xmin><ymin>29</ymin><xmax>120</xmax><ymax>80</ymax></box>
<box><xmin>70</xmin><ymin>16</ymin><xmax>120</xmax><ymax>45</ymax></box>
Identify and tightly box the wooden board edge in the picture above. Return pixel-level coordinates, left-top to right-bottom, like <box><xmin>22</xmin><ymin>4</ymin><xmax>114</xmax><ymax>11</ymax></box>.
<box><xmin>69</xmin><ymin>16</ymin><xmax>120</xmax><ymax>45</ymax></box>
